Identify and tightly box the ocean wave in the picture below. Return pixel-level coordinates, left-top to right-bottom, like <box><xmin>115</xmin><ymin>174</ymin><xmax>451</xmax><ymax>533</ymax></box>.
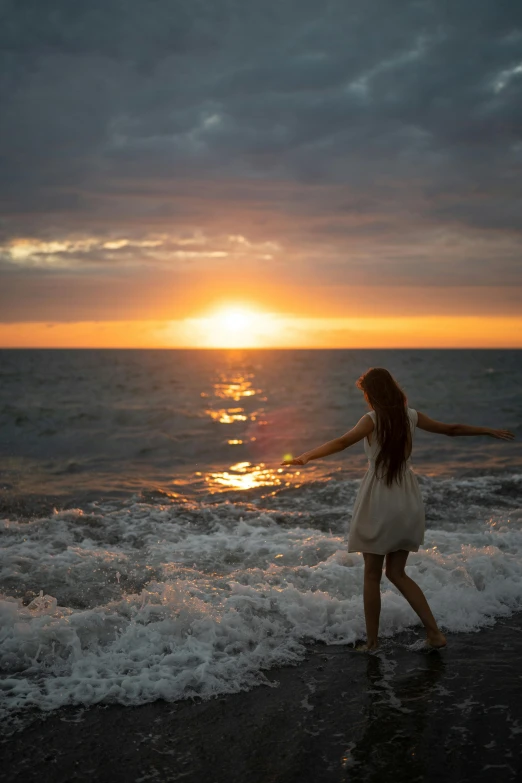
<box><xmin>1</xmin><ymin>473</ymin><xmax>521</xmax><ymax>722</ymax></box>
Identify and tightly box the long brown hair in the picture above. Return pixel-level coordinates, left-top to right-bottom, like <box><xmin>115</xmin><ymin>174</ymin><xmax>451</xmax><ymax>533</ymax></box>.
<box><xmin>356</xmin><ymin>368</ymin><xmax>410</xmax><ymax>487</ymax></box>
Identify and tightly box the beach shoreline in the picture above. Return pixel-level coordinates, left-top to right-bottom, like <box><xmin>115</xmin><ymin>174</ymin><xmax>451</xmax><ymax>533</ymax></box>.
<box><xmin>3</xmin><ymin>612</ymin><xmax>522</xmax><ymax>783</ymax></box>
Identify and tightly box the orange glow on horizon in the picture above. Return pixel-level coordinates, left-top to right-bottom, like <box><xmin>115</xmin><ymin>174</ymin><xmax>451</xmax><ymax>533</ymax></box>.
<box><xmin>0</xmin><ymin>315</ymin><xmax>522</xmax><ymax>348</ymax></box>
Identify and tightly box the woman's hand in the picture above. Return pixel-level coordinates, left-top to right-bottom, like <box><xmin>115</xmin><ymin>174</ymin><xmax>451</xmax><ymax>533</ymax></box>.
<box><xmin>281</xmin><ymin>455</ymin><xmax>309</xmax><ymax>466</ymax></box>
<box><xmin>487</xmin><ymin>428</ymin><xmax>515</xmax><ymax>440</ymax></box>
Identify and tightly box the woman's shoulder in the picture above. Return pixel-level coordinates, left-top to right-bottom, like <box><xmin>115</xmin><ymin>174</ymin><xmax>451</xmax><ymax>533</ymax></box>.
<box><xmin>407</xmin><ymin>407</ymin><xmax>418</xmax><ymax>424</ymax></box>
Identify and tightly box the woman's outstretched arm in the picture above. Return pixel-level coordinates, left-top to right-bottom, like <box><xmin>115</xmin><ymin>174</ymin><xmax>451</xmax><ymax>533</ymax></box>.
<box><xmin>417</xmin><ymin>412</ymin><xmax>514</xmax><ymax>440</ymax></box>
<box><xmin>282</xmin><ymin>414</ymin><xmax>374</xmax><ymax>466</ymax></box>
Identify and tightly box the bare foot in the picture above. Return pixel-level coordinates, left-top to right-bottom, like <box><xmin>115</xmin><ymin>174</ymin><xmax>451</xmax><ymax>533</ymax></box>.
<box><xmin>355</xmin><ymin>642</ymin><xmax>379</xmax><ymax>652</ymax></box>
<box><xmin>426</xmin><ymin>631</ymin><xmax>447</xmax><ymax>649</ymax></box>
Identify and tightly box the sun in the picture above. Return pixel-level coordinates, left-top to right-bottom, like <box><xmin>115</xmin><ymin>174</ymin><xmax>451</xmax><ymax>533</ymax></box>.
<box><xmin>184</xmin><ymin>305</ymin><xmax>279</xmax><ymax>348</ymax></box>
<box><xmin>218</xmin><ymin>308</ymin><xmax>254</xmax><ymax>332</ymax></box>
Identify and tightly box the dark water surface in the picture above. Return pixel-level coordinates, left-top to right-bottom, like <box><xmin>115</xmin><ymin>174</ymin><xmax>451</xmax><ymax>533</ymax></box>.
<box><xmin>1</xmin><ymin>349</ymin><xmax>520</xmax><ymax>500</ymax></box>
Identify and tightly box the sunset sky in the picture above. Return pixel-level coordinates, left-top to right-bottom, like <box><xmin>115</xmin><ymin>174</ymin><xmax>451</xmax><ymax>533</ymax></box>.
<box><xmin>1</xmin><ymin>0</ymin><xmax>521</xmax><ymax>348</ymax></box>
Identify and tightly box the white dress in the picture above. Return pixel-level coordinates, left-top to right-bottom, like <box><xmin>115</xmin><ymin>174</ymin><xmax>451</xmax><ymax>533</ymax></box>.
<box><xmin>347</xmin><ymin>407</ymin><xmax>425</xmax><ymax>555</ymax></box>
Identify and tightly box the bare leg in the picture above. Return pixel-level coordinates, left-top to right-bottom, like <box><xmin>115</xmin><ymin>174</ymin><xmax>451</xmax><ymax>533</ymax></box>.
<box><xmin>360</xmin><ymin>553</ymin><xmax>385</xmax><ymax>650</ymax></box>
<box><xmin>385</xmin><ymin>550</ymin><xmax>447</xmax><ymax>648</ymax></box>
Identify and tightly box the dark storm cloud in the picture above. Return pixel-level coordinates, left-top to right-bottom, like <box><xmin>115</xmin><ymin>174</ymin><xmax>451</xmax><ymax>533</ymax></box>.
<box><xmin>0</xmin><ymin>0</ymin><xmax>521</xmax><ymax>318</ymax></box>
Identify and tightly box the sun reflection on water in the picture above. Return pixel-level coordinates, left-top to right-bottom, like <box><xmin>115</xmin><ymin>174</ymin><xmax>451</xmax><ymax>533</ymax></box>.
<box><xmin>206</xmin><ymin>461</ymin><xmax>286</xmax><ymax>491</ymax></box>
<box><xmin>206</xmin><ymin>408</ymin><xmax>248</xmax><ymax>423</ymax></box>
<box><xmin>213</xmin><ymin>373</ymin><xmax>260</xmax><ymax>401</ymax></box>
<box><xmin>204</xmin><ymin>369</ymin><xmax>266</xmax><ymax>429</ymax></box>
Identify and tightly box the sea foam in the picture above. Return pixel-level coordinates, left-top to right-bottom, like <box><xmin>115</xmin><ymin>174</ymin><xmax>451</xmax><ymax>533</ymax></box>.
<box><xmin>1</xmin><ymin>474</ymin><xmax>522</xmax><ymax>721</ymax></box>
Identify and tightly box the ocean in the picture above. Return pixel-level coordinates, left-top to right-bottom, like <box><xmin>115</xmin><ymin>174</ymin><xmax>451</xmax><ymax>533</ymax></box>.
<box><xmin>1</xmin><ymin>348</ymin><xmax>521</xmax><ymax>724</ymax></box>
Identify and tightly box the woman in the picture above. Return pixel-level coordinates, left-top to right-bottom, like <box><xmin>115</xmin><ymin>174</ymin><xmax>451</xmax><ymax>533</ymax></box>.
<box><xmin>282</xmin><ymin>367</ymin><xmax>514</xmax><ymax>651</ymax></box>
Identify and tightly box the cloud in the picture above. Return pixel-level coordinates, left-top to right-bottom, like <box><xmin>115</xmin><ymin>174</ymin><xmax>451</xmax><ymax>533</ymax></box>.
<box><xmin>0</xmin><ymin>0</ymin><xmax>521</xmax><ymax>320</ymax></box>
<box><xmin>0</xmin><ymin>231</ymin><xmax>280</xmax><ymax>270</ymax></box>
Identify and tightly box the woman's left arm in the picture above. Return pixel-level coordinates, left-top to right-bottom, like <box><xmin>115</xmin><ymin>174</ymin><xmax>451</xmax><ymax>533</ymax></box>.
<box><xmin>282</xmin><ymin>414</ymin><xmax>374</xmax><ymax>465</ymax></box>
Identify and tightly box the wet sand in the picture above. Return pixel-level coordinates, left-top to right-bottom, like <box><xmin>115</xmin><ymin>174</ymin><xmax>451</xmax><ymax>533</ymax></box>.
<box><xmin>2</xmin><ymin>614</ymin><xmax>522</xmax><ymax>783</ymax></box>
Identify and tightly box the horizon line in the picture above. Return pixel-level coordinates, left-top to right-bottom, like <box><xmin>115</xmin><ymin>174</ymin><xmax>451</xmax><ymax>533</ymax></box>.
<box><xmin>1</xmin><ymin>346</ymin><xmax>521</xmax><ymax>351</ymax></box>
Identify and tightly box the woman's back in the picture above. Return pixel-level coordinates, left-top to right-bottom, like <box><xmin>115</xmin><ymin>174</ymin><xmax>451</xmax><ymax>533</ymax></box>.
<box><xmin>364</xmin><ymin>407</ymin><xmax>417</xmax><ymax>470</ymax></box>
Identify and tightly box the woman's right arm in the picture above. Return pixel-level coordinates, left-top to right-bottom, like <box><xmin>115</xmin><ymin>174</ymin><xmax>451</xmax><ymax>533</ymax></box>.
<box><xmin>417</xmin><ymin>411</ymin><xmax>514</xmax><ymax>440</ymax></box>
